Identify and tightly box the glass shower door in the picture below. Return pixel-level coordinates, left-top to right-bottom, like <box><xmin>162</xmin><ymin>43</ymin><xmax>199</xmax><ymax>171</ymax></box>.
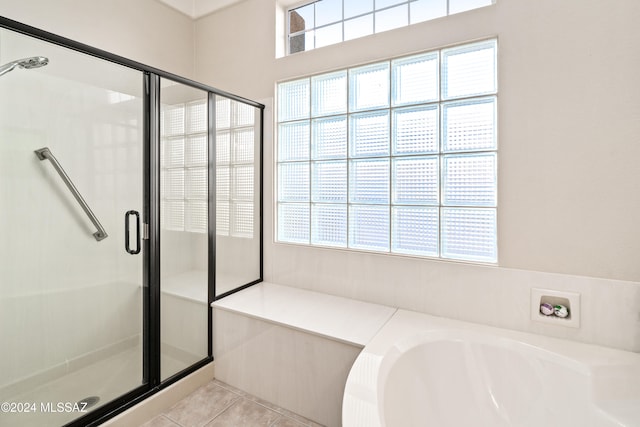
<box><xmin>0</xmin><ymin>28</ymin><xmax>145</xmax><ymax>426</ymax></box>
<box><xmin>159</xmin><ymin>78</ymin><xmax>209</xmax><ymax>380</ymax></box>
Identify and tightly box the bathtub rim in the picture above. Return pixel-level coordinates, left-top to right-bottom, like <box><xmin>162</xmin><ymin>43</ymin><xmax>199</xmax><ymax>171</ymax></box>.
<box><xmin>342</xmin><ymin>309</ymin><xmax>640</xmax><ymax>427</ymax></box>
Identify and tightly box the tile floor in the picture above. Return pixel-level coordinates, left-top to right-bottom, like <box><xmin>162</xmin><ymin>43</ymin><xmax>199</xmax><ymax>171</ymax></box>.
<box><xmin>140</xmin><ymin>380</ymin><xmax>324</xmax><ymax>427</ymax></box>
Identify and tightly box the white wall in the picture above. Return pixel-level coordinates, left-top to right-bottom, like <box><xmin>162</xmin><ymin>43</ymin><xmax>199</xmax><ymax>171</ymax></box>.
<box><xmin>194</xmin><ymin>0</ymin><xmax>640</xmax><ymax>351</ymax></box>
<box><xmin>0</xmin><ymin>0</ymin><xmax>195</xmax><ymax>77</ymax></box>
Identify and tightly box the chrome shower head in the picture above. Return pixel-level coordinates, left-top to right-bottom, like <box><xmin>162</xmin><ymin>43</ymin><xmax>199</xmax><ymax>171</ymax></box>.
<box><xmin>0</xmin><ymin>56</ymin><xmax>49</xmax><ymax>77</ymax></box>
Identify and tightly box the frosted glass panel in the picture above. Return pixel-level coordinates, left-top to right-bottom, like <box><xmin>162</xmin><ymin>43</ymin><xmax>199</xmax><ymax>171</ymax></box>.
<box><xmin>312</xmin><ymin>161</ymin><xmax>347</xmax><ymax>203</ymax></box>
<box><xmin>312</xmin><ymin>71</ymin><xmax>347</xmax><ymax>116</ymax></box>
<box><xmin>278</xmin><ymin>203</ymin><xmax>310</xmax><ymax>243</ymax></box>
<box><xmin>392</xmin><ymin>157</ymin><xmax>439</xmax><ymax>204</ymax></box>
<box><xmin>443</xmin><ymin>154</ymin><xmax>497</xmax><ymax>206</ymax></box>
<box><xmin>392</xmin><ymin>53</ymin><xmax>439</xmax><ymax>106</ymax></box>
<box><xmin>349</xmin><ymin>205</ymin><xmax>389</xmax><ymax>251</ymax></box>
<box><xmin>410</xmin><ymin>0</ymin><xmax>447</xmax><ymax>23</ymax></box>
<box><xmin>392</xmin><ymin>206</ymin><xmax>438</xmax><ymax>256</ymax></box>
<box><xmin>392</xmin><ymin>105</ymin><xmax>438</xmax><ymax>155</ymax></box>
<box><xmin>278</xmin><ymin>162</ymin><xmax>309</xmax><ymax>202</ymax></box>
<box><xmin>350</xmin><ymin>158</ymin><xmax>390</xmax><ymax>204</ymax></box>
<box><xmin>441</xmin><ymin>208</ymin><xmax>496</xmax><ymax>262</ymax></box>
<box><xmin>312</xmin><ymin>204</ymin><xmax>347</xmax><ymax>247</ymax></box>
<box><xmin>186</xmin><ymin>168</ymin><xmax>207</xmax><ymax>199</ymax></box>
<box><xmin>443</xmin><ymin>97</ymin><xmax>496</xmax><ymax>152</ymax></box>
<box><xmin>279</xmin><ymin>79</ymin><xmax>310</xmax><ymax>121</ymax></box>
<box><xmin>350</xmin><ymin>111</ymin><xmax>389</xmax><ymax>157</ymax></box>
<box><xmin>312</xmin><ymin>116</ymin><xmax>347</xmax><ymax>159</ymax></box>
<box><xmin>279</xmin><ymin>121</ymin><xmax>310</xmax><ymax>162</ymax></box>
<box><xmin>443</xmin><ymin>40</ymin><xmax>496</xmax><ymax>99</ymax></box>
<box><xmin>375</xmin><ymin>4</ymin><xmax>408</xmax><ymax>33</ymax></box>
<box><xmin>349</xmin><ymin>63</ymin><xmax>389</xmax><ymax>111</ymax></box>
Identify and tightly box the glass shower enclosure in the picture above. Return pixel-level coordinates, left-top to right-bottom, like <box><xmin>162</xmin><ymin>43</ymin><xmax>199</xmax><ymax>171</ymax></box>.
<box><xmin>0</xmin><ymin>16</ymin><xmax>263</xmax><ymax>427</ymax></box>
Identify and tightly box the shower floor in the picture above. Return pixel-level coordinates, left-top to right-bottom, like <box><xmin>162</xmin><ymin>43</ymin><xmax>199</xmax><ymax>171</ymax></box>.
<box><xmin>0</xmin><ymin>344</ymin><xmax>185</xmax><ymax>427</ymax></box>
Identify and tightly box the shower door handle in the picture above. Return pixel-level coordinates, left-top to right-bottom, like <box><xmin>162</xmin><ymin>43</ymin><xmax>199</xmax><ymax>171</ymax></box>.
<box><xmin>34</xmin><ymin>147</ymin><xmax>108</xmax><ymax>241</ymax></box>
<box><xmin>125</xmin><ymin>210</ymin><xmax>141</xmax><ymax>255</ymax></box>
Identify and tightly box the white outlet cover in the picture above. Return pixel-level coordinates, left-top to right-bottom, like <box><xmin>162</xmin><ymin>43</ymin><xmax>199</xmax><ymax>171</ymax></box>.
<box><xmin>531</xmin><ymin>288</ymin><xmax>580</xmax><ymax>328</ymax></box>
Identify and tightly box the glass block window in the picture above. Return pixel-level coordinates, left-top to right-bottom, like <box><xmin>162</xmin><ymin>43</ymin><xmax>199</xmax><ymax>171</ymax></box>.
<box><xmin>161</xmin><ymin>100</ymin><xmax>208</xmax><ymax>233</ymax></box>
<box><xmin>216</xmin><ymin>96</ymin><xmax>256</xmax><ymax>238</ymax></box>
<box><xmin>287</xmin><ymin>0</ymin><xmax>495</xmax><ymax>55</ymax></box>
<box><xmin>276</xmin><ymin>39</ymin><xmax>497</xmax><ymax>263</ymax></box>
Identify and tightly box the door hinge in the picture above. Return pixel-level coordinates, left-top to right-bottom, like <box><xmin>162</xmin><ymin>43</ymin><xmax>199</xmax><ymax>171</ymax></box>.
<box><xmin>143</xmin><ymin>223</ymin><xmax>150</xmax><ymax>240</ymax></box>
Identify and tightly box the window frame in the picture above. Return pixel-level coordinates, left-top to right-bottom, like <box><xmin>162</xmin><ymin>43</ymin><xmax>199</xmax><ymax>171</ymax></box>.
<box><xmin>285</xmin><ymin>0</ymin><xmax>496</xmax><ymax>55</ymax></box>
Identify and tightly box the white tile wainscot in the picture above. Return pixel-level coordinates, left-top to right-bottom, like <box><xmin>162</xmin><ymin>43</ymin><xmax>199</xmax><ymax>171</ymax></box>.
<box><xmin>211</xmin><ymin>282</ymin><xmax>396</xmax><ymax>427</ymax></box>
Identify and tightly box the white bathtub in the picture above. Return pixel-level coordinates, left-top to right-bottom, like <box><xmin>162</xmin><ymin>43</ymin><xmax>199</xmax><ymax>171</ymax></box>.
<box><xmin>343</xmin><ymin>310</ymin><xmax>640</xmax><ymax>427</ymax></box>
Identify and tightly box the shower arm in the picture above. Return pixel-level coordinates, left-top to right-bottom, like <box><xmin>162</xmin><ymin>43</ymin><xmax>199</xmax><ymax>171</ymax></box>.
<box><xmin>34</xmin><ymin>147</ymin><xmax>108</xmax><ymax>241</ymax></box>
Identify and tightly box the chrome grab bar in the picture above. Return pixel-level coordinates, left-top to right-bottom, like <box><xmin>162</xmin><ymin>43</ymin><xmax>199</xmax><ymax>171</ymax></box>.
<box><xmin>34</xmin><ymin>147</ymin><xmax>108</xmax><ymax>241</ymax></box>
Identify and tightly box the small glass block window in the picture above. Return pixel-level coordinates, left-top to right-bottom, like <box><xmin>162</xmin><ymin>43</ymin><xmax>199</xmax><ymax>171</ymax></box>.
<box><xmin>277</xmin><ymin>39</ymin><xmax>498</xmax><ymax>263</ymax></box>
